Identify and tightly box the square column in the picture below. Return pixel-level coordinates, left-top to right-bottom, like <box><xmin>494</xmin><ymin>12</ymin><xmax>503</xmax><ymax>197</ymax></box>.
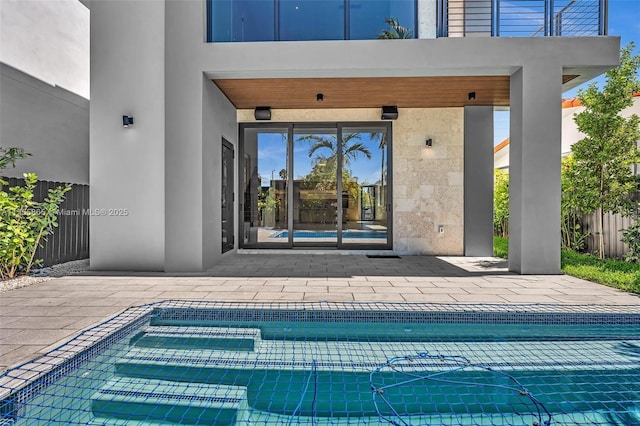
<box><xmin>89</xmin><ymin>0</ymin><xmax>166</xmax><ymax>271</ymax></box>
<box><xmin>464</xmin><ymin>106</ymin><xmax>494</xmax><ymax>256</ymax></box>
<box><xmin>509</xmin><ymin>63</ymin><xmax>562</xmax><ymax>274</ymax></box>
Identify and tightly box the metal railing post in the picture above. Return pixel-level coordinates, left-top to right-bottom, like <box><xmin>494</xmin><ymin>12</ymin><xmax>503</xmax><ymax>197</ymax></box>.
<box><xmin>548</xmin><ymin>0</ymin><xmax>556</xmax><ymax>36</ymax></box>
<box><xmin>438</xmin><ymin>0</ymin><xmax>449</xmax><ymax>38</ymax></box>
<box><xmin>599</xmin><ymin>0</ymin><xmax>608</xmax><ymax>35</ymax></box>
<box><xmin>437</xmin><ymin>0</ymin><xmax>442</xmax><ymax>37</ymax></box>
<box><xmin>493</xmin><ymin>0</ymin><xmax>500</xmax><ymax>37</ymax></box>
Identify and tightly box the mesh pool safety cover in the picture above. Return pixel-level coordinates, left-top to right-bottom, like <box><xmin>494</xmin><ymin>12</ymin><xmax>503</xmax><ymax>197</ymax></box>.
<box><xmin>1</xmin><ymin>301</ymin><xmax>639</xmax><ymax>425</ymax></box>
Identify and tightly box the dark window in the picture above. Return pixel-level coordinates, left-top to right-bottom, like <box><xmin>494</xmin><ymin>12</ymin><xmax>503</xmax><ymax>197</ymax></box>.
<box><xmin>349</xmin><ymin>0</ymin><xmax>415</xmax><ymax>40</ymax></box>
<box><xmin>210</xmin><ymin>0</ymin><xmax>275</xmax><ymax>42</ymax></box>
<box><xmin>208</xmin><ymin>0</ymin><xmax>416</xmax><ymax>42</ymax></box>
<box><xmin>279</xmin><ymin>0</ymin><xmax>345</xmax><ymax>41</ymax></box>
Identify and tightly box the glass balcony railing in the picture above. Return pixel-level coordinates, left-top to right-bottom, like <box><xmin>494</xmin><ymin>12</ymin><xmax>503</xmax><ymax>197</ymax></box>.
<box><xmin>206</xmin><ymin>0</ymin><xmax>607</xmax><ymax>42</ymax></box>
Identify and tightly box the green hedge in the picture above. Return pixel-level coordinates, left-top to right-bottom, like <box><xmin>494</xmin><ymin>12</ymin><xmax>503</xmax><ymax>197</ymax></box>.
<box><xmin>493</xmin><ymin>236</ymin><xmax>508</xmax><ymax>259</ymax></box>
<box><xmin>561</xmin><ymin>250</ymin><xmax>640</xmax><ymax>294</ymax></box>
<box><xmin>493</xmin><ymin>237</ymin><xmax>640</xmax><ymax>294</ymax></box>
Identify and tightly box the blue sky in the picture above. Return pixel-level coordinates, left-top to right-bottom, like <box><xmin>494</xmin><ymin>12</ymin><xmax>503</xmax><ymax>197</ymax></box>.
<box><xmin>257</xmin><ymin>132</ymin><xmax>384</xmax><ymax>188</ymax></box>
<box><xmin>493</xmin><ymin>0</ymin><xmax>640</xmax><ymax>145</ymax></box>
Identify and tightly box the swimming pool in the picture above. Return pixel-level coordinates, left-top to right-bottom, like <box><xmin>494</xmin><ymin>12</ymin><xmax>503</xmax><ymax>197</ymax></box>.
<box><xmin>1</xmin><ymin>301</ymin><xmax>639</xmax><ymax>425</ymax></box>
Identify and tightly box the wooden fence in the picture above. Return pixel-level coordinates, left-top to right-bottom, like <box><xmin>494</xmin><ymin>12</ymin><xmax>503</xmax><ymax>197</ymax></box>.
<box><xmin>581</xmin><ymin>211</ymin><xmax>635</xmax><ymax>259</ymax></box>
<box><xmin>2</xmin><ymin>177</ymin><xmax>89</xmax><ymax>267</ymax></box>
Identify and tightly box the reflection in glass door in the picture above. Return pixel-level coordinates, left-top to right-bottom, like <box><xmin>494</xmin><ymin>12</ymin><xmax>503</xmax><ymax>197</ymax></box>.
<box><xmin>221</xmin><ymin>139</ymin><xmax>234</xmax><ymax>253</ymax></box>
<box><xmin>293</xmin><ymin>127</ymin><xmax>339</xmax><ymax>245</ymax></box>
<box><xmin>341</xmin><ymin>127</ymin><xmax>388</xmax><ymax>245</ymax></box>
<box><xmin>241</xmin><ymin>127</ymin><xmax>289</xmax><ymax>246</ymax></box>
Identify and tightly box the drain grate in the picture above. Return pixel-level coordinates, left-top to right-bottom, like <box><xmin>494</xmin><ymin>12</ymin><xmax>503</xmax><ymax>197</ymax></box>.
<box><xmin>366</xmin><ymin>255</ymin><xmax>401</xmax><ymax>259</ymax></box>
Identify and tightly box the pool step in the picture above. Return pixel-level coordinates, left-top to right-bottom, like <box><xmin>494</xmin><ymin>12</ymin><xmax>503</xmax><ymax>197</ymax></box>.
<box><xmin>130</xmin><ymin>326</ymin><xmax>261</xmax><ymax>351</ymax></box>
<box><xmin>91</xmin><ymin>377</ymin><xmax>248</xmax><ymax>425</ymax></box>
<box><xmin>86</xmin><ymin>418</ymin><xmax>195</xmax><ymax>425</ymax></box>
<box><xmin>114</xmin><ymin>345</ymin><xmax>252</xmax><ymax>384</ymax></box>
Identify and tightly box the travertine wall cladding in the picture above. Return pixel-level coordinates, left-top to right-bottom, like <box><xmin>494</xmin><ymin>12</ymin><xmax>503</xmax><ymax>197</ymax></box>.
<box><xmin>393</xmin><ymin>108</ymin><xmax>464</xmax><ymax>254</ymax></box>
<box><xmin>238</xmin><ymin>107</ymin><xmax>464</xmax><ymax>255</ymax></box>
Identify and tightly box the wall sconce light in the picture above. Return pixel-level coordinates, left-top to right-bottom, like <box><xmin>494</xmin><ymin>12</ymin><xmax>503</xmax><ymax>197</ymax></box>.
<box><xmin>316</xmin><ymin>93</ymin><xmax>324</xmax><ymax>102</ymax></box>
<box><xmin>381</xmin><ymin>105</ymin><xmax>398</xmax><ymax>120</ymax></box>
<box><xmin>254</xmin><ymin>106</ymin><xmax>271</xmax><ymax>120</ymax></box>
<box><xmin>122</xmin><ymin>115</ymin><xmax>134</xmax><ymax>128</ymax></box>
<box><xmin>426</xmin><ymin>138</ymin><xmax>433</xmax><ymax>147</ymax></box>
<box><xmin>468</xmin><ymin>92</ymin><xmax>476</xmax><ymax>101</ymax></box>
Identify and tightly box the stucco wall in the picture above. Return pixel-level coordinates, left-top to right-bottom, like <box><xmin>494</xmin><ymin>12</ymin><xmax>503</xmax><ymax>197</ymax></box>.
<box><xmin>0</xmin><ymin>0</ymin><xmax>89</xmax><ymax>99</ymax></box>
<box><xmin>202</xmin><ymin>79</ymin><xmax>238</xmax><ymax>268</ymax></box>
<box><xmin>90</xmin><ymin>0</ymin><xmax>165</xmax><ymax>271</ymax></box>
<box><xmin>464</xmin><ymin>106</ymin><xmax>494</xmax><ymax>256</ymax></box>
<box><xmin>0</xmin><ymin>63</ymin><xmax>89</xmax><ymax>184</ymax></box>
<box><xmin>89</xmin><ymin>0</ymin><xmax>617</xmax><ymax>272</ymax></box>
<box><xmin>417</xmin><ymin>0</ymin><xmax>437</xmax><ymax>39</ymax></box>
<box><xmin>237</xmin><ymin>107</ymin><xmax>464</xmax><ymax>255</ymax></box>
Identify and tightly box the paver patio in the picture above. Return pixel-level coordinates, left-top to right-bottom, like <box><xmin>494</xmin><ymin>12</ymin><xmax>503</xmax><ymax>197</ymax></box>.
<box><xmin>1</xmin><ymin>254</ymin><xmax>638</xmax><ymax>371</ymax></box>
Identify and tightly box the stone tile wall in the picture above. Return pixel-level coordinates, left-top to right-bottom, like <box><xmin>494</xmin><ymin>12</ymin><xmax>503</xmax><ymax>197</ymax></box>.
<box><xmin>393</xmin><ymin>108</ymin><xmax>464</xmax><ymax>254</ymax></box>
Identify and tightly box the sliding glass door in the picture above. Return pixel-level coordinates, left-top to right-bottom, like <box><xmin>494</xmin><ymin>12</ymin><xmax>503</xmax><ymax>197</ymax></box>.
<box><xmin>293</xmin><ymin>126</ymin><xmax>339</xmax><ymax>245</ymax></box>
<box><xmin>240</xmin><ymin>122</ymin><xmax>391</xmax><ymax>249</ymax></box>
<box><xmin>340</xmin><ymin>126</ymin><xmax>388</xmax><ymax>245</ymax></box>
<box><xmin>240</xmin><ymin>127</ymin><xmax>289</xmax><ymax>246</ymax></box>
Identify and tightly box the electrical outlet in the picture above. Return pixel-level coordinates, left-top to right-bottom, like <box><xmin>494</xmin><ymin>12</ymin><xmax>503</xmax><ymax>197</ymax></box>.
<box><xmin>438</xmin><ymin>225</ymin><xmax>445</xmax><ymax>234</ymax></box>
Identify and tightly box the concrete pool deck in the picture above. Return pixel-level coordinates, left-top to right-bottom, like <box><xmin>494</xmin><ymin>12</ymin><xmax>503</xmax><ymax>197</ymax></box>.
<box><xmin>1</xmin><ymin>253</ymin><xmax>639</xmax><ymax>371</ymax></box>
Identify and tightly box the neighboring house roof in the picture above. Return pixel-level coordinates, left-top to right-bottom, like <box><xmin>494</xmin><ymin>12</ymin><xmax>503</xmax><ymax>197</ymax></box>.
<box><xmin>493</xmin><ymin>137</ymin><xmax>510</xmax><ymax>154</ymax></box>
<box><xmin>494</xmin><ymin>93</ymin><xmax>640</xmax><ymax>169</ymax></box>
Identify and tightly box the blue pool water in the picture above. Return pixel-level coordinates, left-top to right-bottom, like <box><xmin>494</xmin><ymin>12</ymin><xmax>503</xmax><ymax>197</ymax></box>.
<box><xmin>1</xmin><ymin>302</ymin><xmax>639</xmax><ymax>425</ymax></box>
<box><xmin>272</xmin><ymin>230</ymin><xmax>386</xmax><ymax>239</ymax></box>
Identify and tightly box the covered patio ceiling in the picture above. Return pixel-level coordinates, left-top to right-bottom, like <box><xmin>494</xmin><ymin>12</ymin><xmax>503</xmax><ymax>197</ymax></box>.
<box><xmin>213</xmin><ymin>75</ymin><xmax>578</xmax><ymax>110</ymax></box>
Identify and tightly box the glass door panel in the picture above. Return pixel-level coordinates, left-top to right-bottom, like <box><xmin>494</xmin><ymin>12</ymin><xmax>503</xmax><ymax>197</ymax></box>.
<box><xmin>293</xmin><ymin>127</ymin><xmax>339</xmax><ymax>245</ymax></box>
<box><xmin>240</xmin><ymin>122</ymin><xmax>391</xmax><ymax>249</ymax></box>
<box><xmin>340</xmin><ymin>126</ymin><xmax>388</xmax><ymax>245</ymax></box>
<box><xmin>241</xmin><ymin>127</ymin><xmax>289</xmax><ymax>246</ymax></box>
<box><xmin>221</xmin><ymin>139</ymin><xmax>234</xmax><ymax>253</ymax></box>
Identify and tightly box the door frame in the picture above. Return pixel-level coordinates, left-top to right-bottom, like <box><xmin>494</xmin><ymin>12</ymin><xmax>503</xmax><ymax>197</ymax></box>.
<box><xmin>221</xmin><ymin>138</ymin><xmax>235</xmax><ymax>253</ymax></box>
<box><xmin>238</xmin><ymin>121</ymin><xmax>393</xmax><ymax>250</ymax></box>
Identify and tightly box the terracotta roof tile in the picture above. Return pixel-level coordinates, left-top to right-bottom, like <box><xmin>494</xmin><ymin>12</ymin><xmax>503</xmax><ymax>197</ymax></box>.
<box><xmin>562</xmin><ymin>92</ymin><xmax>640</xmax><ymax>109</ymax></box>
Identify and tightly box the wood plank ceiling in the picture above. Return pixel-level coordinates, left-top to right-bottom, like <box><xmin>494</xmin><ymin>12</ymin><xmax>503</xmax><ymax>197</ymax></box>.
<box><xmin>213</xmin><ymin>76</ymin><xmax>508</xmax><ymax>109</ymax></box>
<box><xmin>213</xmin><ymin>75</ymin><xmax>577</xmax><ymax>110</ymax></box>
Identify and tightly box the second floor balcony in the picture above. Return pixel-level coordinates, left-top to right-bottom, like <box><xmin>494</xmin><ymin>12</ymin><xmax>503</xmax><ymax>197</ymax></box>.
<box><xmin>207</xmin><ymin>0</ymin><xmax>608</xmax><ymax>43</ymax></box>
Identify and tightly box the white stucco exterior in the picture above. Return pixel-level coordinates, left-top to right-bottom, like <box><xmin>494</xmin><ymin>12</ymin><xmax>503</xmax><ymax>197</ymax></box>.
<box><xmin>0</xmin><ymin>1</ymin><xmax>89</xmax><ymax>184</ymax></box>
<box><xmin>0</xmin><ymin>63</ymin><xmax>89</xmax><ymax>184</ymax></box>
<box><xmin>494</xmin><ymin>95</ymin><xmax>640</xmax><ymax>170</ymax></box>
<box><xmin>88</xmin><ymin>0</ymin><xmax>619</xmax><ymax>274</ymax></box>
<box><xmin>0</xmin><ymin>0</ymin><xmax>90</xmax><ymax>99</ymax></box>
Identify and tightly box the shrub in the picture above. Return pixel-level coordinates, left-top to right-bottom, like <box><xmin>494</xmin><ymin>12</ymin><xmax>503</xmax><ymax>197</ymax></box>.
<box><xmin>561</xmin><ymin>156</ymin><xmax>589</xmax><ymax>252</ymax></box>
<box><xmin>621</xmin><ymin>221</ymin><xmax>640</xmax><ymax>263</ymax></box>
<box><xmin>0</xmin><ymin>147</ymin><xmax>30</xmax><ymax>170</ymax></box>
<box><xmin>0</xmin><ymin>148</ymin><xmax>70</xmax><ymax>279</ymax></box>
<box><xmin>561</xmin><ymin>250</ymin><xmax>640</xmax><ymax>294</ymax></box>
<box><xmin>493</xmin><ymin>236</ymin><xmax>508</xmax><ymax>259</ymax></box>
<box><xmin>493</xmin><ymin>169</ymin><xmax>509</xmax><ymax>237</ymax></box>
